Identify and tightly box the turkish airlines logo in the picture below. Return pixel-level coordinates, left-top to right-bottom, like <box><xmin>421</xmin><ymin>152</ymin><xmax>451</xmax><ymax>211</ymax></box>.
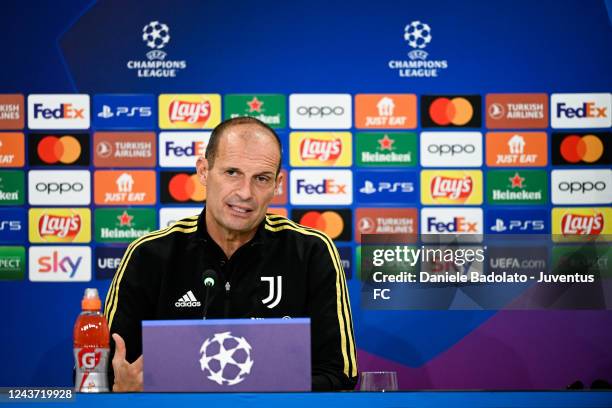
<box><xmin>354</xmin><ymin>208</ymin><xmax>417</xmax><ymax>243</ymax></box>
<box><xmin>0</xmin><ymin>94</ymin><xmax>24</xmax><ymax>129</ymax></box>
<box><xmin>485</xmin><ymin>94</ymin><xmax>548</xmax><ymax>129</ymax></box>
<box><xmin>421</xmin><ymin>95</ymin><xmax>481</xmax><ymax>128</ymax></box>
<box><xmin>27</xmin><ymin>94</ymin><xmax>90</xmax><ymax>129</ymax></box>
<box><xmin>551</xmin><ymin>93</ymin><xmax>611</xmax><ymax>129</ymax></box>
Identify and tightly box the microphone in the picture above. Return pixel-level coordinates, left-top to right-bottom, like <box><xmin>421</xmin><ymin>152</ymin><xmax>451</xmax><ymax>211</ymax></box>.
<box><xmin>201</xmin><ymin>269</ymin><xmax>218</xmax><ymax>319</ymax></box>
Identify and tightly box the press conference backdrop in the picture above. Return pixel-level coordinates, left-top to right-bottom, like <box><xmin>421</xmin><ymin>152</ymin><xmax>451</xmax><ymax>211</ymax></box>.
<box><xmin>1</xmin><ymin>0</ymin><xmax>611</xmax><ymax>389</ymax></box>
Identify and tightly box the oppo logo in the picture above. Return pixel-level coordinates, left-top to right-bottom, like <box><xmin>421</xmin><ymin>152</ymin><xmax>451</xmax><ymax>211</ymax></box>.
<box><xmin>35</xmin><ymin>182</ymin><xmax>84</xmax><ymax>194</ymax></box>
<box><xmin>427</xmin><ymin>143</ymin><xmax>476</xmax><ymax>155</ymax></box>
<box><xmin>558</xmin><ymin>181</ymin><xmax>606</xmax><ymax>194</ymax></box>
<box><xmin>296</xmin><ymin>106</ymin><xmax>344</xmax><ymax>117</ymax></box>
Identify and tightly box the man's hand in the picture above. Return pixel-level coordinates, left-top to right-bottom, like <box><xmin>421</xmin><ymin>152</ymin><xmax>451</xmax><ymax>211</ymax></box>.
<box><xmin>111</xmin><ymin>333</ymin><xmax>143</xmax><ymax>392</ymax></box>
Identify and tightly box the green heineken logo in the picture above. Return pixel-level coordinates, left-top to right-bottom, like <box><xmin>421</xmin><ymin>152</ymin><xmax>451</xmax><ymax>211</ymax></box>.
<box><xmin>0</xmin><ymin>246</ymin><xmax>25</xmax><ymax>280</ymax></box>
<box><xmin>0</xmin><ymin>171</ymin><xmax>24</xmax><ymax>206</ymax></box>
<box><xmin>487</xmin><ymin>170</ymin><xmax>547</xmax><ymax>205</ymax></box>
<box><xmin>224</xmin><ymin>94</ymin><xmax>286</xmax><ymax>128</ymax></box>
<box><xmin>95</xmin><ymin>208</ymin><xmax>156</xmax><ymax>243</ymax></box>
<box><xmin>356</xmin><ymin>132</ymin><xmax>417</xmax><ymax>167</ymax></box>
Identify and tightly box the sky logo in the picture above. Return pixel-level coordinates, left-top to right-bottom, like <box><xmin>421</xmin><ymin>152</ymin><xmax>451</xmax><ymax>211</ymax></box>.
<box><xmin>29</xmin><ymin>246</ymin><xmax>91</xmax><ymax>282</ymax></box>
<box><xmin>486</xmin><ymin>209</ymin><xmax>548</xmax><ymax>234</ymax></box>
<box><xmin>93</xmin><ymin>94</ymin><xmax>155</xmax><ymax>129</ymax></box>
<box><xmin>0</xmin><ymin>208</ymin><xmax>26</xmax><ymax>243</ymax></box>
<box><xmin>355</xmin><ymin>170</ymin><xmax>417</xmax><ymax>204</ymax></box>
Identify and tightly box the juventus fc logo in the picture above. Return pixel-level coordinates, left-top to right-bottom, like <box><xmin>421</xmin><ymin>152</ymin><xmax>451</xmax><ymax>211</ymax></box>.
<box><xmin>261</xmin><ymin>276</ymin><xmax>282</xmax><ymax>309</ymax></box>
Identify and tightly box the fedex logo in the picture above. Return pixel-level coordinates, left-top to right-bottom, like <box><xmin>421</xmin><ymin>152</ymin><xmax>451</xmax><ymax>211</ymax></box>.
<box><xmin>551</xmin><ymin>94</ymin><xmax>611</xmax><ymax>128</ymax></box>
<box><xmin>28</xmin><ymin>95</ymin><xmax>90</xmax><ymax>129</ymax></box>
<box><xmin>158</xmin><ymin>132</ymin><xmax>210</xmax><ymax>167</ymax></box>
<box><xmin>421</xmin><ymin>208</ymin><xmax>483</xmax><ymax>242</ymax></box>
<box><xmin>29</xmin><ymin>246</ymin><xmax>91</xmax><ymax>282</ymax></box>
<box><xmin>290</xmin><ymin>170</ymin><xmax>352</xmax><ymax>205</ymax></box>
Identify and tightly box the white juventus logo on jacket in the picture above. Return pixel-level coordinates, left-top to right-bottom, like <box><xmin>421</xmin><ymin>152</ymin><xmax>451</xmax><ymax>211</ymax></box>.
<box><xmin>261</xmin><ymin>276</ymin><xmax>282</xmax><ymax>309</ymax></box>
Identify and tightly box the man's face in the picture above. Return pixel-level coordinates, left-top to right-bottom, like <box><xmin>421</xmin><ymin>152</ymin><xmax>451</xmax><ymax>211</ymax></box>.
<box><xmin>197</xmin><ymin>124</ymin><xmax>282</xmax><ymax>236</ymax></box>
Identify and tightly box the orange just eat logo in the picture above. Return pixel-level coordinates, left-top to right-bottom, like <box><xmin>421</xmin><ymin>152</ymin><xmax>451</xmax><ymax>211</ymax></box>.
<box><xmin>486</xmin><ymin>132</ymin><xmax>547</xmax><ymax>167</ymax></box>
<box><xmin>355</xmin><ymin>94</ymin><xmax>417</xmax><ymax>129</ymax></box>
<box><xmin>421</xmin><ymin>170</ymin><xmax>483</xmax><ymax>205</ymax></box>
<box><xmin>0</xmin><ymin>133</ymin><xmax>24</xmax><ymax>167</ymax></box>
<box><xmin>290</xmin><ymin>132</ymin><xmax>352</xmax><ymax>167</ymax></box>
<box><xmin>94</xmin><ymin>170</ymin><xmax>156</xmax><ymax>205</ymax></box>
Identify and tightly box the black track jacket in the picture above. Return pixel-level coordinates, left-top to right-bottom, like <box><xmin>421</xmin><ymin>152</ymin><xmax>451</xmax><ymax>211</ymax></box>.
<box><xmin>103</xmin><ymin>210</ymin><xmax>358</xmax><ymax>391</ymax></box>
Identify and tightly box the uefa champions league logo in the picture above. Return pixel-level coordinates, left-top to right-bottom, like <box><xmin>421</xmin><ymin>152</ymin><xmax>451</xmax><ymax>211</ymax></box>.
<box><xmin>199</xmin><ymin>332</ymin><xmax>254</xmax><ymax>386</ymax></box>
<box><xmin>142</xmin><ymin>21</ymin><xmax>170</xmax><ymax>60</ymax></box>
<box><xmin>404</xmin><ymin>21</ymin><xmax>432</xmax><ymax>60</ymax></box>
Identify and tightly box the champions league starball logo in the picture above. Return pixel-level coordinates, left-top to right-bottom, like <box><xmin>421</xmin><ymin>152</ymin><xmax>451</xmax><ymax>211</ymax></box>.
<box><xmin>126</xmin><ymin>20</ymin><xmax>187</xmax><ymax>78</ymax></box>
<box><xmin>199</xmin><ymin>332</ymin><xmax>254</xmax><ymax>386</ymax></box>
<box><xmin>388</xmin><ymin>20</ymin><xmax>449</xmax><ymax>78</ymax></box>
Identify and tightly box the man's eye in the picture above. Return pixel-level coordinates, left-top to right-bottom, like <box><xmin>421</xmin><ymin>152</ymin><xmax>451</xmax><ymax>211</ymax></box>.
<box><xmin>256</xmin><ymin>176</ymin><xmax>271</xmax><ymax>183</ymax></box>
<box><xmin>226</xmin><ymin>170</ymin><xmax>237</xmax><ymax>176</ymax></box>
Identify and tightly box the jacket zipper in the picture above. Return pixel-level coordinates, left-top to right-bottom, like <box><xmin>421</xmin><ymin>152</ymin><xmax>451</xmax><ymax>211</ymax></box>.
<box><xmin>224</xmin><ymin>281</ymin><xmax>231</xmax><ymax>317</ymax></box>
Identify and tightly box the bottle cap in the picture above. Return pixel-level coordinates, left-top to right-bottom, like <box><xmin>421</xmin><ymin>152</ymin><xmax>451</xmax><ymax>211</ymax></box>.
<box><xmin>81</xmin><ymin>288</ymin><xmax>102</xmax><ymax>310</ymax></box>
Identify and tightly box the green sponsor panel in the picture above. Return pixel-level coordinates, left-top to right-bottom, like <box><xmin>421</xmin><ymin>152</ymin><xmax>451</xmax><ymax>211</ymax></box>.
<box><xmin>0</xmin><ymin>246</ymin><xmax>25</xmax><ymax>280</ymax></box>
<box><xmin>487</xmin><ymin>169</ymin><xmax>547</xmax><ymax>205</ymax></box>
<box><xmin>355</xmin><ymin>132</ymin><xmax>417</xmax><ymax>167</ymax></box>
<box><xmin>224</xmin><ymin>94</ymin><xmax>286</xmax><ymax>128</ymax></box>
<box><xmin>359</xmin><ymin>244</ymin><xmax>419</xmax><ymax>282</ymax></box>
<box><xmin>552</xmin><ymin>245</ymin><xmax>612</xmax><ymax>278</ymax></box>
<box><xmin>95</xmin><ymin>208</ymin><xmax>156</xmax><ymax>243</ymax></box>
<box><xmin>0</xmin><ymin>171</ymin><xmax>24</xmax><ymax>206</ymax></box>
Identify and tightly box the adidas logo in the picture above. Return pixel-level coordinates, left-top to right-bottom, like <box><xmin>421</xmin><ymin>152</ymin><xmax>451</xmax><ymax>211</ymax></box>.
<box><xmin>175</xmin><ymin>290</ymin><xmax>202</xmax><ymax>308</ymax></box>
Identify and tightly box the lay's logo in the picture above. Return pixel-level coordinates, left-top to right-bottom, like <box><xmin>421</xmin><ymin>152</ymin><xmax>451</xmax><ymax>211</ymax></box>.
<box><xmin>552</xmin><ymin>207</ymin><xmax>611</xmax><ymax>242</ymax></box>
<box><xmin>29</xmin><ymin>208</ymin><xmax>91</xmax><ymax>243</ymax></box>
<box><xmin>421</xmin><ymin>170</ymin><xmax>482</xmax><ymax>205</ymax></box>
<box><xmin>159</xmin><ymin>94</ymin><xmax>221</xmax><ymax>129</ymax></box>
<box><xmin>290</xmin><ymin>132</ymin><xmax>352</xmax><ymax>167</ymax></box>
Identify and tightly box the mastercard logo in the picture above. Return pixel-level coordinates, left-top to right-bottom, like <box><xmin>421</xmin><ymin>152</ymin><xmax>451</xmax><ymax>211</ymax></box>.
<box><xmin>429</xmin><ymin>97</ymin><xmax>473</xmax><ymax>126</ymax></box>
<box><xmin>298</xmin><ymin>210</ymin><xmax>344</xmax><ymax>239</ymax></box>
<box><xmin>37</xmin><ymin>135</ymin><xmax>82</xmax><ymax>164</ymax></box>
<box><xmin>560</xmin><ymin>134</ymin><xmax>604</xmax><ymax>163</ymax></box>
<box><xmin>167</xmin><ymin>173</ymin><xmax>206</xmax><ymax>202</ymax></box>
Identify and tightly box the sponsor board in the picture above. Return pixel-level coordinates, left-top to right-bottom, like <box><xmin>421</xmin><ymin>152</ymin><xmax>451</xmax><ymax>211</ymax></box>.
<box><xmin>552</xmin><ymin>245</ymin><xmax>611</xmax><ymax>278</ymax></box>
<box><xmin>160</xmin><ymin>171</ymin><xmax>206</xmax><ymax>204</ymax></box>
<box><xmin>0</xmin><ymin>170</ymin><xmax>24</xmax><ymax>206</ymax></box>
<box><xmin>28</xmin><ymin>170</ymin><xmax>90</xmax><ymax>205</ymax></box>
<box><xmin>485</xmin><ymin>93</ymin><xmax>548</xmax><ymax>129</ymax></box>
<box><xmin>158</xmin><ymin>94</ymin><xmax>221</xmax><ymax>129</ymax></box>
<box><xmin>355</xmin><ymin>132</ymin><xmax>417</xmax><ymax>167</ymax></box>
<box><xmin>158</xmin><ymin>207</ymin><xmax>201</xmax><ymax>228</ymax></box>
<box><xmin>486</xmin><ymin>209</ymin><xmax>548</xmax><ymax>234</ymax></box>
<box><xmin>95</xmin><ymin>208</ymin><xmax>156</xmax><ymax>243</ymax></box>
<box><xmin>551</xmin><ymin>169</ymin><xmax>612</xmax><ymax>205</ymax></box>
<box><xmin>420</xmin><ymin>132</ymin><xmax>482</xmax><ymax>167</ymax></box>
<box><xmin>93</xmin><ymin>132</ymin><xmax>156</xmax><ymax>167</ymax></box>
<box><xmin>290</xmin><ymin>170</ymin><xmax>352</xmax><ymax>205</ymax></box>
<box><xmin>0</xmin><ymin>208</ymin><xmax>26</xmax><ymax>242</ymax></box>
<box><xmin>27</xmin><ymin>94</ymin><xmax>90</xmax><ymax>129</ymax></box>
<box><xmin>354</xmin><ymin>94</ymin><xmax>417</xmax><ymax>129</ymax></box>
<box><xmin>95</xmin><ymin>246</ymin><xmax>127</xmax><ymax>280</ymax></box>
<box><xmin>485</xmin><ymin>132</ymin><xmax>547</xmax><ymax>167</ymax></box>
<box><xmin>0</xmin><ymin>94</ymin><xmax>25</xmax><ymax>129</ymax></box>
<box><xmin>355</xmin><ymin>208</ymin><xmax>417</xmax><ymax>243</ymax></box>
<box><xmin>0</xmin><ymin>246</ymin><xmax>25</xmax><ymax>280</ymax></box>
<box><xmin>291</xmin><ymin>208</ymin><xmax>352</xmax><ymax>241</ymax></box>
<box><xmin>158</xmin><ymin>132</ymin><xmax>209</xmax><ymax>167</ymax></box>
<box><xmin>94</xmin><ymin>170</ymin><xmax>156</xmax><ymax>205</ymax></box>
<box><xmin>28</xmin><ymin>133</ymin><xmax>90</xmax><ymax>166</ymax></box>
<box><xmin>420</xmin><ymin>170</ymin><xmax>483</xmax><ymax>205</ymax></box>
<box><xmin>421</xmin><ymin>95</ymin><xmax>481</xmax><ymax>128</ymax></box>
<box><xmin>93</xmin><ymin>94</ymin><xmax>155</xmax><ymax>129</ymax></box>
<box><xmin>551</xmin><ymin>132</ymin><xmax>610</xmax><ymax>166</ymax></box>
<box><xmin>551</xmin><ymin>93</ymin><xmax>611</xmax><ymax>129</ymax></box>
<box><xmin>289</xmin><ymin>132</ymin><xmax>352</xmax><ymax>167</ymax></box>
<box><xmin>486</xmin><ymin>170</ymin><xmax>547</xmax><ymax>205</ymax></box>
<box><xmin>29</xmin><ymin>246</ymin><xmax>91</xmax><ymax>282</ymax></box>
<box><xmin>552</xmin><ymin>207</ymin><xmax>611</xmax><ymax>242</ymax></box>
<box><xmin>0</xmin><ymin>133</ymin><xmax>24</xmax><ymax>167</ymax></box>
<box><xmin>28</xmin><ymin>208</ymin><xmax>91</xmax><ymax>243</ymax></box>
<box><xmin>337</xmin><ymin>246</ymin><xmax>352</xmax><ymax>279</ymax></box>
<box><xmin>224</xmin><ymin>94</ymin><xmax>286</xmax><ymax>128</ymax></box>
<box><xmin>289</xmin><ymin>94</ymin><xmax>352</xmax><ymax>129</ymax></box>
<box><xmin>421</xmin><ymin>207</ymin><xmax>483</xmax><ymax>241</ymax></box>
<box><xmin>355</xmin><ymin>170</ymin><xmax>418</xmax><ymax>204</ymax></box>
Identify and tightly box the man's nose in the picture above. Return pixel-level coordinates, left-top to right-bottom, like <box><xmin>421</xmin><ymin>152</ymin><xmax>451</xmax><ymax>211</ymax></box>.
<box><xmin>234</xmin><ymin>177</ymin><xmax>254</xmax><ymax>200</ymax></box>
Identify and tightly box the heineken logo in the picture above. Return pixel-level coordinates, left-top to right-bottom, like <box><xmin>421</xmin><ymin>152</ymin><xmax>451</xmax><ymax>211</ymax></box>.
<box><xmin>95</xmin><ymin>208</ymin><xmax>155</xmax><ymax>243</ymax></box>
<box><xmin>356</xmin><ymin>132</ymin><xmax>416</xmax><ymax>167</ymax></box>
<box><xmin>487</xmin><ymin>170</ymin><xmax>547</xmax><ymax>204</ymax></box>
<box><xmin>224</xmin><ymin>94</ymin><xmax>286</xmax><ymax>128</ymax></box>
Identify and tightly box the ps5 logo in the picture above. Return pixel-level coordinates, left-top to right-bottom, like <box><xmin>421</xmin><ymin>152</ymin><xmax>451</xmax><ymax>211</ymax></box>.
<box><xmin>359</xmin><ymin>180</ymin><xmax>414</xmax><ymax>194</ymax></box>
<box><xmin>490</xmin><ymin>218</ymin><xmax>545</xmax><ymax>232</ymax></box>
<box><xmin>97</xmin><ymin>105</ymin><xmax>152</xmax><ymax>119</ymax></box>
<box><xmin>261</xmin><ymin>276</ymin><xmax>282</xmax><ymax>309</ymax></box>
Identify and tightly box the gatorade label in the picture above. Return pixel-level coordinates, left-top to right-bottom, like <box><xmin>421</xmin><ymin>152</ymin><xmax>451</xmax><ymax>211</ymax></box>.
<box><xmin>74</xmin><ymin>347</ymin><xmax>110</xmax><ymax>392</ymax></box>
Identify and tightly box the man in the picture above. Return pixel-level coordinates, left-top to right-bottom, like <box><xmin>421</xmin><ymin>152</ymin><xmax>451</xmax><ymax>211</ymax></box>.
<box><xmin>104</xmin><ymin>116</ymin><xmax>357</xmax><ymax>391</ymax></box>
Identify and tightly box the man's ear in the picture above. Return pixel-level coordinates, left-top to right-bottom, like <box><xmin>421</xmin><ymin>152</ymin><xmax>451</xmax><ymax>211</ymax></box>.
<box><xmin>274</xmin><ymin>171</ymin><xmax>284</xmax><ymax>195</ymax></box>
<box><xmin>196</xmin><ymin>156</ymin><xmax>209</xmax><ymax>187</ymax></box>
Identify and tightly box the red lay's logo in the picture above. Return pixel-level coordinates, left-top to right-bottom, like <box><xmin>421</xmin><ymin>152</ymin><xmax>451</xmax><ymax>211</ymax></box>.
<box><xmin>430</xmin><ymin>176</ymin><xmax>473</xmax><ymax>200</ymax></box>
<box><xmin>169</xmin><ymin>100</ymin><xmax>211</xmax><ymax>124</ymax></box>
<box><xmin>38</xmin><ymin>213</ymin><xmax>82</xmax><ymax>239</ymax></box>
<box><xmin>299</xmin><ymin>138</ymin><xmax>342</xmax><ymax>161</ymax></box>
<box><xmin>561</xmin><ymin>213</ymin><xmax>604</xmax><ymax>235</ymax></box>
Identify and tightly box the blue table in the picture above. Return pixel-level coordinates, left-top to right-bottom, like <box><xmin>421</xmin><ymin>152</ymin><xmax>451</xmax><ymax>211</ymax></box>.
<box><xmin>19</xmin><ymin>391</ymin><xmax>612</xmax><ymax>407</ymax></box>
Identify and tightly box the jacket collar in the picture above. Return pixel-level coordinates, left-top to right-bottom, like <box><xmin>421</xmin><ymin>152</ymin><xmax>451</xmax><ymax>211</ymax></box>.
<box><xmin>195</xmin><ymin>206</ymin><xmax>268</xmax><ymax>247</ymax></box>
